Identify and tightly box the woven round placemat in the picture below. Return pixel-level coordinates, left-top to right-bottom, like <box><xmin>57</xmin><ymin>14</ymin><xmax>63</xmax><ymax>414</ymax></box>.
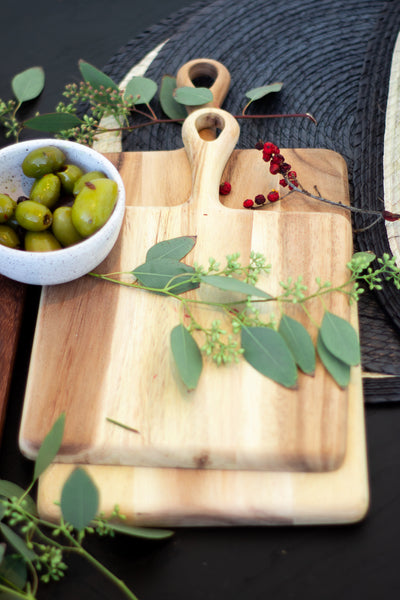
<box><xmin>352</xmin><ymin>3</ymin><xmax>400</xmax><ymax>374</ymax></box>
<box><xmin>99</xmin><ymin>0</ymin><xmax>400</xmax><ymax>390</ymax></box>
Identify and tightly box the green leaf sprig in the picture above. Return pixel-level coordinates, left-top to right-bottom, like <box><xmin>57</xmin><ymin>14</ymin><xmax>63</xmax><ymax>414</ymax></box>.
<box><xmin>0</xmin><ymin>415</ymin><xmax>173</xmax><ymax>599</ymax></box>
<box><xmin>91</xmin><ymin>238</ymin><xmax>399</xmax><ymax>391</ymax></box>
<box><xmin>0</xmin><ymin>60</ymin><xmax>315</xmax><ymax>143</ymax></box>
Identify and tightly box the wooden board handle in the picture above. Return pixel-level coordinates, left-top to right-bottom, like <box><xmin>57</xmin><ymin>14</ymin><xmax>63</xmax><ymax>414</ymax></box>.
<box><xmin>176</xmin><ymin>58</ymin><xmax>231</xmax><ymax>112</ymax></box>
<box><xmin>182</xmin><ymin>107</ymin><xmax>240</xmax><ymax>211</ymax></box>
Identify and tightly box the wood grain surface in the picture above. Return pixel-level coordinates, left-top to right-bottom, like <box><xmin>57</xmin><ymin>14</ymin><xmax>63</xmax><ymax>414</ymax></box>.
<box><xmin>37</xmin><ymin>350</ymin><xmax>368</xmax><ymax>526</ymax></box>
<box><xmin>19</xmin><ymin>109</ymin><xmax>356</xmax><ymax>473</ymax></box>
<box><xmin>0</xmin><ymin>277</ymin><xmax>25</xmax><ymax>436</ymax></box>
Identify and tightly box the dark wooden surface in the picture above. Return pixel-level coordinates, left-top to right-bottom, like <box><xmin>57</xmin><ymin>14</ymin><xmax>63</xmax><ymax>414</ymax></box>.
<box><xmin>0</xmin><ymin>1</ymin><xmax>400</xmax><ymax>599</ymax></box>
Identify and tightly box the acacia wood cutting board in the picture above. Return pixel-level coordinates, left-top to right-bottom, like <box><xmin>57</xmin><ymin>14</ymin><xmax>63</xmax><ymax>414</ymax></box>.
<box><xmin>20</xmin><ymin>109</ymin><xmax>357</xmax><ymax>474</ymax></box>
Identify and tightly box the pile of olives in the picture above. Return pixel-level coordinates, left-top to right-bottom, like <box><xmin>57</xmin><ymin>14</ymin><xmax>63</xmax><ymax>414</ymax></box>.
<box><xmin>0</xmin><ymin>145</ymin><xmax>118</xmax><ymax>251</ymax></box>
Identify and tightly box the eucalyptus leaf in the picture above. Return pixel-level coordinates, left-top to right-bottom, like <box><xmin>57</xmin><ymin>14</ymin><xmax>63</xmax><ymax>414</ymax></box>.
<box><xmin>60</xmin><ymin>468</ymin><xmax>99</xmax><ymax>531</ymax></box>
<box><xmin>159</xmin><ymin>75</ymin><xmax>187</xmax><ymax>120</ymax></box>
<box><xmin>278</xmin><ymin>314</ymin><xmax>316</xmax><ymax>375</ymax></box>
<box><xmin>132</xmin><ymin>259</ymin><xmax>199</xmax><ymax>295</ymax></box>
<box><xmin>170</xmin><ymin>325</ymin><xmax>203</xmax><ymax>390</ymax></box>
<box><xmin>241</xmin><ymin>326</ymin><xmax>298</xmax><ymax>388</ymax></box>
<box><xmin>0</xmin><ymin>555</ymin><xmax>28</xmax><ymax>590</ymax></box>
<box><xmin>174</xmin><ymin>86</ymin><xmax>213</xmax><ymax>106</ymax></box>
<box><xmin>0</xmin><ymin>482</ymin><xmax>37</xmax><ymax>517</ymax></box>
<box><xmin>0</xmin><ymin>482</ymin><xmax>26</xmax><ymax>502</ymax></box>
<box><xmin>11</xmin><ymin>66</ymin><xmax>45</xmax><ymax>103</ymax></box>
<box><xmin>245</xmin><ymin>82</ymin><xmax>283</xmax><ymax>102</ymax></box>
<box><xmin>24</xmin><ymin>112</ymin><xmax>83</xmax><ymax>133</ymax></box>
<box><xmin>33</xmin><ymin>413</ymin><xmax>65</xmax><ymax>481</ymax></box>
<box><xmin>0</xmin><ymin>524</ymin><xmax>37</xmax><ymax>562</ymax></box>
<box><xmin>200</xmin><ymin>275</ymin><xmax>272</xmax><ymax>299</ymax></box>
<box><xmin>317</xmin><ymin>331</ymin><xmax>351</xmax><ymax>388</ymax></box>
<box><xmin>104</xmin><ymin>521</ymin><xmax>174</xmax><ymax>540</ymax></box>
<box><xmin>320</xmin><ymin>311</ymin><xmax>360</xmax><ymax>366</ymax></box>
<box><xmin>78</xmin><ymin>60</ymin><xmax>118</xmax><ymax>91</ymax></box>
<box><xmin>124</xmin><ymin>76</ymin><xmax>158</xmax><ymax>105</ymax></box>
<box><xmin>146</xmin><ymin>236</ymin><xmax>196</xmax><ymax>262</ymax></box>
<box><xmin>351</xmin><ymin>251</ymin><xmax>376</xmax><ymax>267</ymax></box>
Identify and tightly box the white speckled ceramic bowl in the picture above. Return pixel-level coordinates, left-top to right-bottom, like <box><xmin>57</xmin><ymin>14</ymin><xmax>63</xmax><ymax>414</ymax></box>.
<box><xmin>0</xmin><ymin>139</ymin><xmax>125</xmax><ymax>285</ymax></box>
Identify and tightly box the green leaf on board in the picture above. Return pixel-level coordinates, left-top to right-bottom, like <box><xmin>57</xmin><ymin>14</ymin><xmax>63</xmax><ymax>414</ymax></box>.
<box><xmin>0</xmin><ymin>554</ymin><xmax>28</xmax><ymax>590</ymax></box>
<box><xmin>278</xmin><ymin>314</ymin><xmax>316</xmax><ymax>375</ymax></box>
<box><xmin>124</xmin><ymin>76</ymin><xmax>158</xmax><ymax>105</ymax></box>
<box><xmin>170</xmin><ymin>324</ymin><xmax>203</xmax><ymax>390</ymax></box>
<box><xmin>146</xmin><ymin>236</ymin><xmax>196</xmax><ymax>262</ymax></box>
<box><xmin>132</xmin><ymin>258</ymin><xmax>199</xmax><ymax>295</ymax></box>
<box><xmin>317</xmin><ymin>330</ymin><xmax>351</xmax><ymax>388</ymax></box>
<box><xmin>159</xmin><ymin>75</ymin><xmax>188</xmax><ymax>120</ymax></box>
<box><xmin>24</xmin><ymin>112</ymin><xmax>83</xmax><ymax>132</ymax></box>
<box><xmin>0</xmin><ymin>481</ymin><xmax>37</xmax><ymax>517</ymax></box>
<box><xmin>78</xmin><ymin>60</ymin><xmax>118</xmax><ymax>91</ymax></box>
<box><xmin>60</xmin><ymin>468</ymin><xmax>99</xmax><ymax>531</ymax></box>
<box><xmin>11</xmin><ymin>66</ymin><xmax>45</xmax><ymax>103</ymax></box>
<box><xmin>104</xmin><ymin>521</ymin><xmax>174</xmax><ymax>540</ymax></box>
<box><xmin>33</xmin><ymin>413</ymin><xmax>65</xmax><ymax>482</ymax></box>
<box><xmin>241</xmin><ymin>326</ymin><xmax>298</xmax><ymax>388</ymax></box>
<box><xmin>0</xmin><ymin>524</ymin><xmax>37</xmax><ymax>562</ymax></box>
<box><xmin>174</xmin><ymin>86</ymin><xmax>213</xmax><ymax>106</ymax></box>
<box><xmin>320</xmin><ymin>311</ymin><xmax>360</xmax><ymax>366</ymax></box>
<box><xmin>245</xmin><ymin>82</ymin><xmax>283</xmax><ymax>102</ymax></box>
<box><xmin>200</xmin><ymin>275</ymin><xmax>272</xmax><ymax>299</ymax></box>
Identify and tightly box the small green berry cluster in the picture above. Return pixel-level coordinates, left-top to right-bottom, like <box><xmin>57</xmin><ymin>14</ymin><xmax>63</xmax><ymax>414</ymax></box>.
<box><xmin>55</xmin><ymin>81</ymin><xmax>131</xmax><ymax>144</ymax></box>
<box><xmin>0</xmin><ymin>98</ymin><xmax>19</xmax><ymax>139</ymax></box>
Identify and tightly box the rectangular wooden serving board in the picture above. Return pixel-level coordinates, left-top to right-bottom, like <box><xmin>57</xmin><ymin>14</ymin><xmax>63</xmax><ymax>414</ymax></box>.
<box><xmin>19</xmin><ymin>112</ymin><xmax>359</xmax><ymax>477</ymax></box>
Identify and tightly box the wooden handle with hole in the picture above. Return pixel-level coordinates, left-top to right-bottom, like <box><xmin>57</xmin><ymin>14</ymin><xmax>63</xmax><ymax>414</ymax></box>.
<box><xmin>176</xmin><ymin>58</ymin><xmax>231</xmax><ymax>140</ymax></box>
<box><xmin>181</xmin><ymin>108</ymin><xmax>240</xmax><ymax>210</ymax></box>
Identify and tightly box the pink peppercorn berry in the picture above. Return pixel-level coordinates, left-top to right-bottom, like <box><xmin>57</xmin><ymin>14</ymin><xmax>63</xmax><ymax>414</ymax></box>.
<box><xmin>243</xmin><ymin>198</ymin><xmax>254</xmax><ymax>208</ymax></box>
<box><xmin>382</xmin><ymin>210</ymin><xmax>400</xmax><ymax>222</ymax></box>
<box><xmin>219</xmin><ymin>181</ymin><xmax>232</xmax><ymax>195</ymax></box>
<box><xmin>267</xmin><ymin>190</ymin><xmax>280</xmax><ymax>203</ymax></box>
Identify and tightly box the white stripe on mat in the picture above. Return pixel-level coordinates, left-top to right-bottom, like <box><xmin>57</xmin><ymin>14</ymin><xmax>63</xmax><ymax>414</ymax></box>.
<box><xmin>93</xmin><ymin>40</ymin><xmax>168</xmax><ymax>153</ymax></box>
<box><xmin>384</xmin><ymin>31</ymin><xmax>400</xmax><ymax>265</ymax></box>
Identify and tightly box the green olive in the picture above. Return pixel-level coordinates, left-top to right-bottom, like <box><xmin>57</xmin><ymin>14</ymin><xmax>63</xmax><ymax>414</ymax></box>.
<box><xmin>22</xmin><ymin>146</ymin><xmax>66</xmax><ymax>179</ymax></box>
<box><xmin>52</xmin><ymin>206</ymin><xmax>84</xmax><ymax>247</ymax></box>
<box><xmin>57</xmin><ymin>164</ymin><xmax>84</xmax><ymax>194</ymax></box>
<box><xmin>71</xmin><ymin>179</ymin><xmax>118</xmax><ymax>237</ymax></box>
<box><xmin>0</xmin><ymin>224</ymin><xmax>20</xmax><ymax>248</ymax></box>
<box><xmin>30</xmin><ymin>173</ymin><xmax>61</xmax><ymax>208</ymax></box>
<box><xmin>73</xmin><ymin>171</ymin><xmax>106</xmax><ymax>196</ymax></box>
<box><xmin>25</xmin><ymin>231</ymin><xmax>61</xmax><ymax>252</ymax></box>
<box><xmin>0</xmin><ymin>194</ymin><xmax>17</xmax><ymax>223</ymax></box>
<box><xmin>15</xmin><ymin>200</ymin><xmax>52</xmax><ymax>232</ymax></box>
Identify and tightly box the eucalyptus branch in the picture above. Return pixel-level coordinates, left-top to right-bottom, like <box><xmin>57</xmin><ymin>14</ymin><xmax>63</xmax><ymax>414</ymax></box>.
<box><xmin>0</xmin><ymin>413</ymin><xmax>172</xmax><ymax>599</ymax></box>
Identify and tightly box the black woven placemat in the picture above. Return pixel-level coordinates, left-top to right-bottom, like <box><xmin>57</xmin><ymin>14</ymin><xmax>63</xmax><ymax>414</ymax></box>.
<box><xmin>101</xmin><ymin>0</ymin><xmax>400</xmax><ymax>400</ymax></box>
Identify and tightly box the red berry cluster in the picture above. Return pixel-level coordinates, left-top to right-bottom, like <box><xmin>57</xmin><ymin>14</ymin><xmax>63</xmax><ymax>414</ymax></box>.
<box><xmin>261</xmin><ymin>142</ymin><xmax>299</xmax><ymax>190</ymax></box>
<box><xmin>243</xmin><ymin>192</ymin><xmax>280</xmax><ymax>209</ymax></box>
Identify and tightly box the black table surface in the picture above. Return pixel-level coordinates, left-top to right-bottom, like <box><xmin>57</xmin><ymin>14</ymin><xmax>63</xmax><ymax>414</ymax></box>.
<box><xmin>1</xmin><ymin>1</ymin><xmax>400</xmax><ymax>599</ymax></box>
